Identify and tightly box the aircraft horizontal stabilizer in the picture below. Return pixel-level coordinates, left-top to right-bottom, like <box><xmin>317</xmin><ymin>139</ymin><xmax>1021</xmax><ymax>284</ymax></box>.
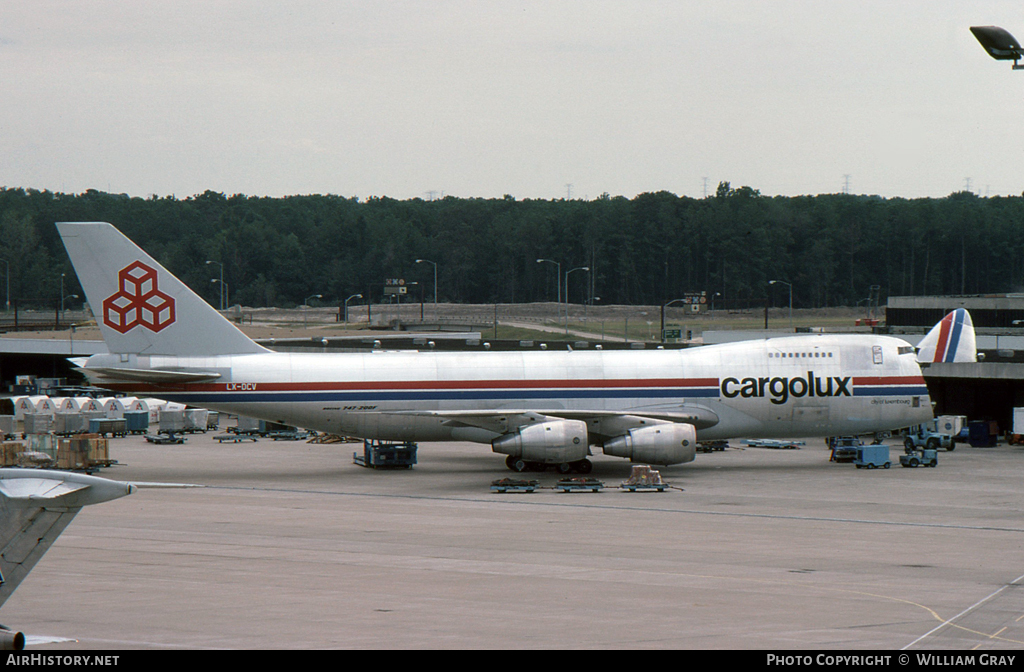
<box><xmin>81</xmin><ymin>367</ymin><xmax>223</xmax><ymax>384</ymax></box>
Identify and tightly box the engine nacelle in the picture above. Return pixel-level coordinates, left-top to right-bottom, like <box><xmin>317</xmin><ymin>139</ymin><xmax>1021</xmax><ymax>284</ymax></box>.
<box><xmin>491</xmin><ymin>419</ymin><xmax>589</xmax><ymax>464</ymax></box>
<box><xmin>603</xmin><ymin>424</ymin><xmax>696</xmax><ymax>465</ymax></box>
<box><xmin>0</xmin><ymin>629</ymin><xmax>25</xmax><ymax>651</ymax></box>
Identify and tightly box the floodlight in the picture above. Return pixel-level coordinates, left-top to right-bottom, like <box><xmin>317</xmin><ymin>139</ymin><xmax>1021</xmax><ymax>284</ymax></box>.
<box><xmin>970</xmin><ymin>26</ymin><xmax>1024</xmax><ymax>69</ymax></box>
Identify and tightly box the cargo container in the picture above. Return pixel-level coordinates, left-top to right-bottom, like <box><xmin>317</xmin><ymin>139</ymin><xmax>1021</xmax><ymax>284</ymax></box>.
<box><xmin>27</xmin><ymin>433</ymin><xmax>58</xmax><ymax>461</ymax></box>
<box><xmin>235</xmin><ymin>415</ymin><xmax>262</xmax><ymax>434</ymax></box>
<box><xmin>88</xmin><ymin>418</ymin><xmax>127</xmax><ymax>438</ymax></box>
<box><xmin>132</xmin><ymin>398</ymin><xmax>167</xmax><ymax>424</ymax></box>
<box><xmin>23</xmin><ymin>413</ymin><xmax>53</xmax><ymax>435</ymax></box>
<box><xmin>123</xmin><ymin>410</ymin><xmax>149</xmax><ymax>434</ymax></box>
<box><xmin>0</xmin><ymin>415</ymin><xmax>14</xmax><ymax>440</ymax></box>
<box><xmin>158</xmin><ymin>407</ymin><xmax>185</xmax><ymax>434</ymax></box>
<box><xmin>53</xmin><ymin>412</ymin><xmax>87</xmax><ymax>435</ymax></box>
<box><xmin>183</xmin><ymin>408</ymin><xmax>209</xmax><ymax>433</ymax></box>
<box><xmin>1</xmin><ymin>441</ymin><xmax>24</xmax><ymax>467</ymax></box>
<box><xmin>936</xmin><ymin>415</ymin><xmax>967</xmax><ymax>436</ymax></box>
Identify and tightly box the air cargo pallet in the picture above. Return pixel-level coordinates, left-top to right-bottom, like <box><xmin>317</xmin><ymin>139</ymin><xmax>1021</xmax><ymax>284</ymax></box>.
<box><xmin>555</xmin><ymin>477</ymin><xmax>604</xmax><ymax>493</ymax></box>
<box><xmin>490</xmin><ymin>478</ymin><xmax>539</xmax><ymax>493</ymax></box>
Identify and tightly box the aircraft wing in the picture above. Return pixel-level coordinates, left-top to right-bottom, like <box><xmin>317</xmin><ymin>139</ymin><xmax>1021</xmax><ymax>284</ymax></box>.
<box><xmin>394</xmin><ymin>406</ymin><xmax>720</xmax><ymax>437</ymax></box>
<box><xmin>0</xmin><ymin>470</ymin><xmax>134</xmax><ymax>613</ymax></box>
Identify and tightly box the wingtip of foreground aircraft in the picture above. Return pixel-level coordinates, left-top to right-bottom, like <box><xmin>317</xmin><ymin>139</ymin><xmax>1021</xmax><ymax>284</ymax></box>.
<box><xmin>0</xmin><ymin>469</ymin><xmax>135</xmax><ymax>650</ymax></box>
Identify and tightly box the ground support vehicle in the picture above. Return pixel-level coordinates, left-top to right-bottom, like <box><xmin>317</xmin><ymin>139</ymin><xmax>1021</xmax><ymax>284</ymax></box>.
<box><xmin>828</xmin><ymin>436</ymin><xmax>862</xmax><ymax>463</ymax></box>
<box><xmin>903</xmin><ymin>425</ymin><xmax>954</xmax><ymax>451</ymax></box>
<box><xmin>900</xmin><ymin>447</ymin><xmax>938</xmax><ymax>468</ymax></box>
<box><xmin>853</xmin><ymin>445</ymin><xmax>891</xmax><ymax>469</ymax></box>
<box><xmin>353</xmin><ymin>439</ymin><xmax>417</xmax><ymax>469</ymax></box>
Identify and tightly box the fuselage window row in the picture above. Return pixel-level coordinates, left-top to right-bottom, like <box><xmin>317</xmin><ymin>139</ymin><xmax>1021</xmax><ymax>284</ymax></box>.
<box><xmin>768</xmin><ymin>352</ymin><xmax>833</xmax><ymax>358</ymax></box>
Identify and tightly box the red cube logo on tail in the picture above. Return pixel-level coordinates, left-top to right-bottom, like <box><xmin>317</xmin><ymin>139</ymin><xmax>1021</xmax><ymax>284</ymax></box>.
<box><xmin>102</xmin><ymin>261</ymin><xmax>176</xmax><ymax>333</ymax></box>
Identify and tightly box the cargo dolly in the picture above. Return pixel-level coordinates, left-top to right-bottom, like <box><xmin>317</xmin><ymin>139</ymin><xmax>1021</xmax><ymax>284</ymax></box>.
<box><xmin>214</xmin><ymin>434</ymin><xmax>258</xmax><ymax>443</ymax></box>
<box><xmin>490</xmin><ymin>478</ymin><xmax>539</xmax><ymax>493</ymax></box>
<box><xmin>145</xmin><ymin>432</ymin><xmax>186</xmax><ymax>445</ymax></box>
<box><xmin>555</xmin><ymin>477</ymin><xmax>604</xmax><ymax>493</ymax></box>
<box><xmin>619</xmin><ymin>465</ymin><xmax>670</xmax><ymax>492</ymax></box>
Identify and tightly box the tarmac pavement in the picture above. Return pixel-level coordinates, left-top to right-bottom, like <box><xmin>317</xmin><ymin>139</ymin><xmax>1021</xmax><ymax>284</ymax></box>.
<box><xmin>3</xmin><ymin>432</ymin><xmax>1024</xmax><ymax>650</ymax></box>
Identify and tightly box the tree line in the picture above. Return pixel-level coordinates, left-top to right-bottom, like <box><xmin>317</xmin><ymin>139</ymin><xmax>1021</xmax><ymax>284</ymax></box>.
<box><xmin>1</xmin><ymin>184</ymin><xmax>1022</xmax><ymax>311</ymax></box>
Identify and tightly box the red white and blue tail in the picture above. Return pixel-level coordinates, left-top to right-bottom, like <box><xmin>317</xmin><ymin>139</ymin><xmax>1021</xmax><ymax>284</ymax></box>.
<box><xmin>916</xmin><ymin>309</ymin><xmax>976</xmax><ymax>363</ymax></box>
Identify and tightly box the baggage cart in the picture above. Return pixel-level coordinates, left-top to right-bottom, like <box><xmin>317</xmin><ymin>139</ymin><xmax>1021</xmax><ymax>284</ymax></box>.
<box><xmin>853</xmin><ymin>444</ymin><xmax>891</xmax><ymax>469</ymax></box>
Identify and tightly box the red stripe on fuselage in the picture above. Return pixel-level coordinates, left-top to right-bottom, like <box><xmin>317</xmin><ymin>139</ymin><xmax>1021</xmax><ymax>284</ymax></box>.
<box><xmin>853</xmin><ymin>376</ymin><xmax>926</xmax><ymax>386</ymax></box>
<box><xmin>100</xmin><ymin>377</ymin><xmax>722</xmax><ymax>394</ymax></box>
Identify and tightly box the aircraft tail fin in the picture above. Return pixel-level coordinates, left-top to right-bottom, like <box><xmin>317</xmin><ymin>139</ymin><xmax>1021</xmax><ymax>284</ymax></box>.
<box><xmin>57</xmin><ymin>222</ymin><xmax>268</xmax><ymax>357</ymax></box>
<box><xmin>917</xmin><ymin>308</ymin><xmax>976</xmax><ymax>363</ymax></box>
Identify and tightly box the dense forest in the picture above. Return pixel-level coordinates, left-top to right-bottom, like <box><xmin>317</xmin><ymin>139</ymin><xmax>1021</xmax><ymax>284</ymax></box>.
<box><xmin>1</xmin><ymin>184</ymin><xmax>1023</xmax><ymax>311</ymax></box>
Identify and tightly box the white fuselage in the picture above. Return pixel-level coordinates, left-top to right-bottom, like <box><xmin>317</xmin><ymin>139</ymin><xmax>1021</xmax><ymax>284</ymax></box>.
<box><xmin>88</xmin><ymin>333</ymin><xmax>933</xmax><ymax>442</ymax></box>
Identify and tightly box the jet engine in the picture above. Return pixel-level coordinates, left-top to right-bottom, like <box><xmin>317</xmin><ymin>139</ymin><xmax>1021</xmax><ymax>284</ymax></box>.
<box><xmin>491</xmin><ymin>419</ymin><xmax>589</xmax><ymax>464</ymax></box>
<box><xmin>603</xmin><ymin>424</ymin><xmax>696</xmax><ymax>465</ymax></box>
<box><xmin>0</xmin><ymin>628</ymin><xmax>25</xmax><ymax>651</ymax></box>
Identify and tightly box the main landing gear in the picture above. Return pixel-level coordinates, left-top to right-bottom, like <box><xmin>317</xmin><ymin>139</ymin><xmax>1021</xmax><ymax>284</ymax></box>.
<box><xmin>505</xmin><ymin>455</ymin><xmax>593</xmax><ymax>474</ymax></box>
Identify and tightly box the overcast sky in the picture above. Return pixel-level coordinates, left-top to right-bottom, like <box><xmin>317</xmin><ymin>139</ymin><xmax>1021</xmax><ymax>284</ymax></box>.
<box><xmin>1</xmin><ymin>1</ymin><xmax>1021</xmax><ymax>201</ymax></box>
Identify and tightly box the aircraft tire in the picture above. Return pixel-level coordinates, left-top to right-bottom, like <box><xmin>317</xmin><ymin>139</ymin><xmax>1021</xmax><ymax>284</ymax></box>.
<box><xmin>574</xmin><ymin>459</ymin><xmax>593</xmax><ymax>474</ymax></box>
<box><xmin>509</xmin><ymin>458</ymin><xmax>528</xmax><ymax>473</ymax></box>
<box><xmin>556</xmin><ymin>462</ymin><xmax>573</xmax><ymax>475</ymax></box>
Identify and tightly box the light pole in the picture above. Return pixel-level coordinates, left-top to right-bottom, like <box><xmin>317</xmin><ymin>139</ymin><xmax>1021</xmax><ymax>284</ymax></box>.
<box><xmin>60</xmin><ymin>273</ymin><xmax>67</xmax><ymax>321</ymax></box>
<box><xmin>564</xmin><ymin>266</ymin><xmax>589</xmax><ymax>333</ymax></box>
<box><xmin>61</xmin><ymin>293</ymin><xmax>78</xmax><ymax>325</ymax></box>
<box><xmin>415</xmin><ymin>259</ymin><xmax>437</xmax><ymax>306</ymax></box>
<box><xmin>769</xmin><ymin>280</ymin><xmax>793</xmax><ymax>329</ymax></box>
<box><xmin>344</xmin><ymin>293</ymin><xmax>362</xmax><ymax>324</ymax></box>
<box><xmin>0</xmin><ymin>258</ymin><xmax>8</xmax><ymax>312</ymax></box>
<box><xmin>536</xmin><ymin>258</ymin><xmax>561</xmax><ymax>304</ymax></box>
<box><xmin>304</xmin><ymin>293</ymin><xmax>322</xmax><ymax>326</ymax></box>
<box><xmin>206</xmin><ymin>260</ymin><xmax>224</xmax><ymax>310</ymax></box>
<box><xmin>211</xmin><ymin>278</ymin><xmax>229</xmax><ymax>310</ymax></box>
